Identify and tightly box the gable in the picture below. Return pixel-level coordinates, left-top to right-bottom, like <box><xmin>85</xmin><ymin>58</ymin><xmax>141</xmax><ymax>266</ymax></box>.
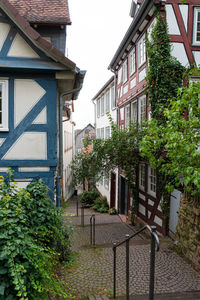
<box><xmin>0</xmin><ymin>11</ymin><xmax>67</xmax><ymax>71</ymax></box>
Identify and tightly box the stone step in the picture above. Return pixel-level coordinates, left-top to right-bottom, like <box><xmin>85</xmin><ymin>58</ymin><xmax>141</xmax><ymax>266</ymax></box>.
<box><xmin>88</xmin><ymin>295</ymin><xmax>110</xmax><ymax>300</ymax></box>
<box><xmin>115</xmin><ymin>291</ymin><xmax>200</xmax><ymax>300</ymax></box>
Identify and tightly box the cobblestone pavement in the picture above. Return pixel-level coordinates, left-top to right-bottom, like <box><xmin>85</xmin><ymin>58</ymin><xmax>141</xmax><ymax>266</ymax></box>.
<box><xmin>61</xmin><ymin>196</ymin><xmax>200</xmax><ymax>299</ymax></box>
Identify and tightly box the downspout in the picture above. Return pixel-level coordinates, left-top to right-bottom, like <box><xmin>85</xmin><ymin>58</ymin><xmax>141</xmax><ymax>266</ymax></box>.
<box><xmin>56</xmin><ymin>87</ymin><xmax>83</xmax><ymax>208</ymax></box>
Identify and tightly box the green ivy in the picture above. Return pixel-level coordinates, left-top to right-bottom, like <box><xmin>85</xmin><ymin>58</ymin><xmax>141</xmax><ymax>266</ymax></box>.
<box><xmin>0</xmin><ymin>171</ymin><xmax>72</xmax><ymax>299</ymax></box>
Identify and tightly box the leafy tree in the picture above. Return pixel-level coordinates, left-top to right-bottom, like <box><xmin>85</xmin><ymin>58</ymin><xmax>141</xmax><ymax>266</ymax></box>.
<box><xmin>140</xmin><ymin>79</ymin><xmax>200</xmax><ymax>203</ymax></box>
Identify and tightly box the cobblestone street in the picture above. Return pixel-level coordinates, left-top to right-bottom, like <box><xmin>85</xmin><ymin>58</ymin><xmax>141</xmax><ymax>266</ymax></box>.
<box><xmin>61</xmin><ymin>196</ymin><xmax>200</xmax><ymax>299</ymax></box>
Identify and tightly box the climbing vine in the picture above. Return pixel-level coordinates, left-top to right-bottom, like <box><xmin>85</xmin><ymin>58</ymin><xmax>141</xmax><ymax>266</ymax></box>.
<box><xmin>143</xmin><ymin>8</ymin><xmax>185</xmax><ymax>218</ymax></box>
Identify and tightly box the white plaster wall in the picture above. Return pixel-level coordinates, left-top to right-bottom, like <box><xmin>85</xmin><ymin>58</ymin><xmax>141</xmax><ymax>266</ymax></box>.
<box><xmin>63</xmin><ymin>119</ymin><xmax>75</xmax><ymax>200</ymax></box>
<box><xmin>171</xmin><ymin>42</ymin><xmax>189</xmax><ymax>67</ymax></box>
<box><xmin>8</xmin><ymin>34</ymin><xmax>40</xmax><ymax>58</ymax></box>
<box><xmin>3</xmin><ymin>132</ymin><xmax>47</xmax><ymax>160</ymax></box>
<box><xmin>96</xmin><ymin>106</ymin><xmax>117</xmax><ymax>130</ymax></box>
<box><xmin>0</xmin><ymin>23</ymin><xmax>10</xmax><ymax>51</ymax></box>
<box><xmin>193</xmin><ymin>51</ymin><xmax>200</xmax><ymax>66</ymax></box>
<box><xmin>14</xmin><ymin>79</ymin><xmax>46</xmax><ymax>127</ymax></box>
<box><xmin>165</xmin><ymin>4</ymin><xmax>180</xmax><ymax>35</ymax></box>
<box><xmin>179</xmin><ymin>4</ymin><xmax>188</xmax><ymax>33</ymax></box>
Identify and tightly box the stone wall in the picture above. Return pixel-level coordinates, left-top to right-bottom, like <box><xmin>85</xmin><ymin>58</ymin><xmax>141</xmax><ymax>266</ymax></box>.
<box><xmin>176</xmin><ymin>194</ymin><xmax>200</xmax><ymax>269</ymax></box>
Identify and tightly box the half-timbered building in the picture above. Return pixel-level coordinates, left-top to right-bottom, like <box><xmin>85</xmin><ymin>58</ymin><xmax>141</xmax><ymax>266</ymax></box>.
<box><xmin>108</xmin><ymin>0</ymin><xmax>200</xmax><ymax>234</ymax></box>
<box><xmin>0</xmin><ymin>0</ymin><xmax>85</xmax><ymax>204</ymax></box>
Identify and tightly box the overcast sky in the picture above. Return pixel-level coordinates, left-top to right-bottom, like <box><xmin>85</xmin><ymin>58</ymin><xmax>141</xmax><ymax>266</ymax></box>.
<box><xmin>67</xmin><ymin>0</ymin><xmax>133</xmax><ymax>129</ymax></box>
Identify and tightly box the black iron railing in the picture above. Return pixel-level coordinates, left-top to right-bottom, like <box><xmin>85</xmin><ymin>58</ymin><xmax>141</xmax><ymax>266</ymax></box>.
<box><xmin>90</xmin><ymin>214</ymin><xmax>96</xmax><ymax>247</ymax></box>
<box><xmin>81</xmin><ymin>205</ymin><xmax>84</xmax><ymax>227</ymax></box>
<box><xmin>113</xmin><ymin>225</ymin><xmax>160</xmax><ymax>300</ymax></box>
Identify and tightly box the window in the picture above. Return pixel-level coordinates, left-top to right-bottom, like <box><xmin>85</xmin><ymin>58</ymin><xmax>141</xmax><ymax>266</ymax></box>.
<box><xmin>131</xmin><ymin>101</ymin><xmax>137</xmax><ymax>124</ymax></box>
<box><xmin>125</xmin><ymin>104</ymin><xmax>130</xmax><ymax>128</ymax></box>
<box><xmin>111</xmin><ymin>86</ymin><xmax>115</xmax><ymax>109</ymax></box>
<box><xmin>100</xmin><ymin>95</ymin><xmax>105</xmax><ymax>116</ymax></box>
<box><xmin>129</xmin><ymin>48</ymin><xmax>136</xmax><ymax>76</ymax></box>
<box><xmin>101</xmin><ymin>127</ymin><xmax>104</xmax><ymax>139</ymax></box>
<box><xmin>105</xmin><ymin>126</ymin><xmax>110</xmax><ymax>139</ymax></box>
<box><xmin>148</xmin><ymin>166</ymin><xmax>156</xmax><ymax>197</ymax></box>
<box><xmin>120</xmin><ymin>107</ymin><xmax>124</xmax><ymax>121</ymax></box>
<box><xmin>122</xmin><ymin>59</ymin><xmax>128</xmax><ymax>83</ymax></box>
<box><xmin>96</xmin><ymin>128</ymin><xmax>100</xmax><ymax>139</ymax></box>
<box><xmin>138</xmin><ymin>95</ymin><xmax>146</xmax><ymax>124</ymax></box>
<box><xmin>105</xmin><ymin>90</ymin><xmax>110</xmax><ymax>112</ymax></box>
<box><xmin>117</xmin><ymin>68</ymin><xmax>122</xmax><ymax>84</ymax></box>
<box><xmin>139</xmin><ymin>164</ymin><xmax>145</xmax><ymax>191</ymax></box>
<box><xmin>97</xmin><ymin>99</ymin><xmax>100</xmax><ymax>118</ymax></box>
<box><xmin>0</xmin><ymin>80</ymin><xmax>8</xmax><ymax>131</ymax></box>
<box><xmin>193</xmin><ymin>7</ymin><xmax>200</xmax><ymax>45</ymax></box>
<box><xmin>138</xmin><ymin>34</ymin><xmax>146</xmax><ymax>67</ymax></box>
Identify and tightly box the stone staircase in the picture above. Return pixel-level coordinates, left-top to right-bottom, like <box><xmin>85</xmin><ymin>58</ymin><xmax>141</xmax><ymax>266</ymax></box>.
<box><xmin>88</xmin><ymin>291</ymin><xmax>200</xmax><ymax>300</ymax></box>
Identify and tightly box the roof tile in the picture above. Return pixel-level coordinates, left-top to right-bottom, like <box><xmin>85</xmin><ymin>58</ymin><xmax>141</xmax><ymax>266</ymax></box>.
<box><xmin>7</xmin><ymin>0</ymin><xmax>71</xmax><ymax>25</ymax></box>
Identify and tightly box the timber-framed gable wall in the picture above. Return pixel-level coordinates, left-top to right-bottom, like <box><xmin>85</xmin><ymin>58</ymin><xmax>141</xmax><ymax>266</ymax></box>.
<box><xmin>109</xmin><ymin>0</ymin><xmax>200</xmax><ymax>234</ymax></box>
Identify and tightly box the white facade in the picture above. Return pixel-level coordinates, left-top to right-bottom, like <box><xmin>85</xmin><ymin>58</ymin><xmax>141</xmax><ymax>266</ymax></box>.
<box><xmin>92</xmin><ymin>76</ymin><xmax>118</xmax><ymax>208</ymax></box>
<box><xmin>63</xmin><ymin>118</ymin><xmax>75</xmax><ymax>200</ymax></box>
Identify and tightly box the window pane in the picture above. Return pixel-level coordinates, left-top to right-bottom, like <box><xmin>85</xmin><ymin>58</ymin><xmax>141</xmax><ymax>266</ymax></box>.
<box><xmin>105</xmin><ymin>91</ymin><xmax>110</xmax><ymax>112</ymax></box>
<box><xmin>131</xmin><ymin>101</ymin><xmax>137</xmax><ymax>123</ymax></box>
<box><xmin>111</xmin><ymin>86</ymin><xmax>115</xmax><ymax>109</ymax></box>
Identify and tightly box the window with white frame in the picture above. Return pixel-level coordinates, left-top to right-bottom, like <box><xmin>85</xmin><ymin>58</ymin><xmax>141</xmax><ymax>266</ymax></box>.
<box><xmin>131</xmin><ymin>101</ymin><xmax>137</xmax><ymax>124</ymax></box>
<box><xmin>148</xmin><ymin>166</ymin><xmax>156</xmax><ymax>197</ymax></box>
<box><xmin>138</xmin><ymin>95</ymin><xmax>146</xmax><ymax>124</ymax></box>
<box><xmin>138</xmin><ymin>34</ymin><xmax>146</xmax><ymax>67</ymax></box>
<box><xmin>111</xmin><ymin>86</ymin><xmax>115</xmax><ymax>109</ymax></box>
<box><xmin>129</xmin><ymin>48</ymin><xmax>136</xmax><ymax>76</ymax></box>
<box><xmin>100</xmin><ymin>95</ymin><xmax>105</xmax><ymax>116</ymax></box>
<box><xmin>105</xmin><ymin>90</ymin><xmax>110</xmax><ymax>112</ymax></box>
<box><xmin>125</xmin><ymin>104</ymin><xmax>130</xmax><ymax>128</ymax></box>
<box><xmin>120</xmin><ymin>107</ymin><xmax>124</xmax><ymax>121</ymax></box>
<box><xmin>96</xmin><ymin>128</ymin><xmax>100</xmax><ymax>139</ymax></box>
<box><xmin>122</xmin><ymin>59</ymin><xmax>128</xmax><ymax>83</ymax></box>
<box><xmin>193</xmin><ymin>7</ymin><xmax>200</xmax><ymax>45</ymax></box>
<box><xmin>139</xmin><ymin>164</ymin><xmax>145</xmax><ymax>191</ymax></box>
<box><xmin>101</xmin><ymin>127</ymin><xmax>104</xmax><ymax>139</ymax></box>
<box><xmin>117</xmin><ymin>67</ymin><xmax>122</xmax><ymax>84</ymax></box>
<box><xmin>0</xmin><ymin>80</ymin><xmax>8</xmax><ymax>131</ymax></box>
<box><xmin>105</xmin><ymin>126</ymin><xmax>110</xmax><ymax>139</ymax></box>
<box><xmin>97</xmin><ymin>99</ymin><xmax>100</xmax><ymax>118</ymax></box>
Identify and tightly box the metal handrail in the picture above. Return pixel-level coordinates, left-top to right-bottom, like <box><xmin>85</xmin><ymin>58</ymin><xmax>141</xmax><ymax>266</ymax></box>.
<box><xmin>113</xmin><ymin>225</ymin><xmax>160</xmax><ymax>300</ymax></box>
<box><xmin>90</xmin><ymin>214</ymin><xmax>96</xmax><ymax>247</ymax></box>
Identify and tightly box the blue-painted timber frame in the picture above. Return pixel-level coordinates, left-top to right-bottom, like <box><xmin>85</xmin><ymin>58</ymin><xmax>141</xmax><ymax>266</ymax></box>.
<box><xmin>0</xmin><ymin>11</ymin><xmax>66</xmax><ymax>199</ymax></box>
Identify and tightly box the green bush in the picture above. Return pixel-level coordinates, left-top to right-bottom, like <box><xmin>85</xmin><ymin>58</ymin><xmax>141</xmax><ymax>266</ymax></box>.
<box><xmin>80</xmin><ymin>188</ymin><xmax>99</xmax><ymax>207</ymax></box>
<box><xmin>108</xmin><ymin>207</ymin><xmax>117</xmax><ymax>215</ymax></box>
<box><xmin>92</xmin><ymin>196</ymin><xmax>109</xmax><ymax>213</ymax></box>
<box><xmin>0</xmin><ymin>171</ymin><xmax>71</xmax><ymax>299</ymax></box>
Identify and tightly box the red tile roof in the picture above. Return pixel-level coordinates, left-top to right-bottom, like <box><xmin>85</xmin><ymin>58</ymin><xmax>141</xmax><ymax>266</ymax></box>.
<box><xmin>7</xmin><ymin>0</ymin><xmax>71</xmax><ymax>25</ymax></box>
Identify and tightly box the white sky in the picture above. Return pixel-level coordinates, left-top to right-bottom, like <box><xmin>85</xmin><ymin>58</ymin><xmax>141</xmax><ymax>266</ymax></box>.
<box><xmin>67</xmin><ymin>0</ymin><xmax>133</xmax><ymax>129</ymax></box>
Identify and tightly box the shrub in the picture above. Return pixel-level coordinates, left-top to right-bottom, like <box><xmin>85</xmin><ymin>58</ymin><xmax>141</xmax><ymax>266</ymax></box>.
<box><xmin>80</xmin><ymin>188</ymin><xmax>99</xmax><ymax>207</ymax></box>
<box><xmin>92</xmin><ymin>196</ymin><xmax>109</xmax><ymax>213</ymax></box>
<box><xmin>0</xmin><ymin>171</ymin><xmax>71</xmax><ymax>299</ymax></box>
<box><xmin>108</xmin><ymin>207</ymin><xmax>117</xmax><ymax>215</ymax></box>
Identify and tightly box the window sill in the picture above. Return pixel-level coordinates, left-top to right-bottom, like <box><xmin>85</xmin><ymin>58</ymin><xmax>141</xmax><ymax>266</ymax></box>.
<box><xmin>0</xmin><ymin>127</ymin><xmax>9</xmax><ymax>132</ymax></box>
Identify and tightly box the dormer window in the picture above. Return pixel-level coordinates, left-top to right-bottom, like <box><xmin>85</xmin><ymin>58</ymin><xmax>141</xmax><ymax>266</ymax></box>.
<box><xmin>193</xmin><ymin>7</ymin><xmax>200</xmax><ymax>45</ymax></box>
<box><xmin>0</xmin><ymin>80</ymin><xmax>8</xmax><ymax>132</ymax></box>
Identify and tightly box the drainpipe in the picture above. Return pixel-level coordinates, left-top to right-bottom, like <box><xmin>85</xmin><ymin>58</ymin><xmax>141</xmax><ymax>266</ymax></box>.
<box><xmin>56</xmin><ymin>86</ymin><xmax>83</xmax><ymax>208</ymax></box>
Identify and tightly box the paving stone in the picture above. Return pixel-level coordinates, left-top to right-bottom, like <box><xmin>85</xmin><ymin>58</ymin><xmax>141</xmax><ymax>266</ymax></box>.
<box><xmin>61</xmin><ymin>196</ymin><xmax>200</xmax><ymax>299</ymax></box>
